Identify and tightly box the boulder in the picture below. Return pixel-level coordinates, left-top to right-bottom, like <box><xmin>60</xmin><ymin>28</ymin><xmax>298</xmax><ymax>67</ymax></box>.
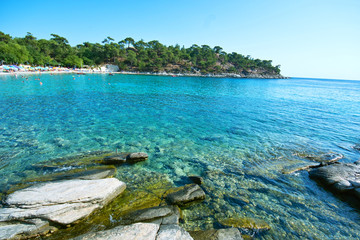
<box><xmin>0</xmin><ymin>219</ymin><xmax>56</xmax><ymax>240</ymax></box>
<box><xmin>190</xmin><ymin>228</ymin><xmax>243</xmax><ymax>240</ymax></box>
<box><xmin>127</xmin><ymin>152</ymin><xmax>149</xmax><ymax>163</ymax></box>
<box><xmin>188</xmin><ymin>176</ymin><xmax>203</xmax><ymax>185</ymax></box>
<box><xmin>0</xmin><ymin>178</ymin><xmax>126</xmax><ymax>226</ymax></box>
<box><xmin>309</xmin><ymin>162</ymin><xmax>360</xmax><ymax>195</ymax></box>
<box><xmin>121</xmin><ymin>205</ymin><xmax>180</xmax><ymax>225</ymax></box>
<box><xmin>166</xmin><ymin>184</ymin><xmax>205</xmax><ymax>206</ymax></box>
<box><xmin>102</xmin><ymin>152</ymin><xmax>148</xmax><ymax>164</ymax></box>
<box><xmin>103</xmin><ymin>153</ymin><xmax>128</xmax><ymax>164</ymax></box>
<box><xmin>73</xmin><ymin>222</ymin><xmax>160</xmax><ymax>240</ymax></box>
<box><xmin>156</xmin><ymin>224</ymin><xmax>193</xmax><ymax>240</ymax></box>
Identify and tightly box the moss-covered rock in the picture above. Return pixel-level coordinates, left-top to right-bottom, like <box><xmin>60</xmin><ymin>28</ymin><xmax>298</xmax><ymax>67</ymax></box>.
<box><xmin>218</xmin><ymin>217</ymin><xmax>270</xmax><ymax>231</ymax></box>
<box><xmin>31</xmin><ymin>151</ymin><xmax>113</xmax><ymax>170</ymax></box>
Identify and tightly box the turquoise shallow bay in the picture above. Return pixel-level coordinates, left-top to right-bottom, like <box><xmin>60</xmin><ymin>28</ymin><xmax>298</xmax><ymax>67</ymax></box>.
<box><xmin>0</xmin><ymin>74</ymin><xmax>360</xmax><ymax>239</ymax></box>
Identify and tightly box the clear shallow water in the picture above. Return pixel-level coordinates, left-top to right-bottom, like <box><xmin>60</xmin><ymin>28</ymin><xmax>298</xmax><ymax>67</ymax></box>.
<box><xmin>1</xmin><ymin>74</ymin><xmax>360</xmax><ymax>239</ymax></box>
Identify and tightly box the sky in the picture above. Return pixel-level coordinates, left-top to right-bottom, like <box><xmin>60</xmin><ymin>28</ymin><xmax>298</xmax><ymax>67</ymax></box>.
<box><xmin>1</xmin><ymin>0</ymin><xmax>359</xmax><ymax>80</ymax></box>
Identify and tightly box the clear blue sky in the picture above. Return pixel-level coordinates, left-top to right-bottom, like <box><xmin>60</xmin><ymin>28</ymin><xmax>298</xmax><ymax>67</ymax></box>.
<box><xmin>1</xmin><ymin>0</ymin><xmax>359</xmax><ymax>80</ymax></box>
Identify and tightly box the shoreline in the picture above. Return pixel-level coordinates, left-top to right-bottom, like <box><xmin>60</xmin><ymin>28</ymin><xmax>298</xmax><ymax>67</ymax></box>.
<box><xmin>0</xmin><ymin>70</ymin><xmax>288</xmax><ymax>79</ymax></box>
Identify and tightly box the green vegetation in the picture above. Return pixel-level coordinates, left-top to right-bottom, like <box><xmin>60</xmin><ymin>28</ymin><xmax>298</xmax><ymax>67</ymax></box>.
<box><xmin>0</xmin><ymin>31</ymin><xmax>281</xmax><ymax>75</ymax></box>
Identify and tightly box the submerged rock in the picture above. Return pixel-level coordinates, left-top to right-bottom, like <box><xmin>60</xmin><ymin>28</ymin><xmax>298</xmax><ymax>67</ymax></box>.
<box><xmin>303</xmin><ymin>152</ymin><xmax>343</xmax><ymax>163</ymax></box>
<box><xmin>0</xmin><ymin>178</ymin><xmax>126</xmax><ymax>235</ymax></box>
<box><xmin>218</xmin><ymin>217</ymin><xmax>270</xmax><ymax>231</ymax></box>
<box><xmin>188</xmin><ymin>176</ymin><xmax>204</xmax><ymax>185</ymax></box>
<box><xmin>102</xmin><ymin>152</ymin><xmax>148</xmax><ymax>164</ymax></box>
<box><xmin>190</xmin><ymin>228</ymin><xmax>243</xmax><ymax>240</ymax></box>
<box><xmin>103</xmin><ymin>153</ymin><xmax>129</xmax><ymax>164</ymax></box>
<box><xmin>127</xmin><ymin>152</ymin><xmax>149</xmax><ymax>163</ymax></box>
<box><xmin>309</xmin><ymin>162</ymin><xmax>360</xmax><ymax>195</ymax></box>
<box><xmin>352</xmin><ymin>144</ymin><xmax>360</xmax><ymax>151</ymax></box>
<box><xmin>31</xmin><ymin>151</ymin><xmax>113</xmax><ymax>169</ymax></box>
<box><xmin>166</xmin><ymin>184</ymin><xmax>206</xmax><ymax>206</ymax></box>
<box><xmin>281</xmin><ymin>162</ymin><xmax>320</xmax><ymax>174</ymax></box>
<box><xmin>121</xmin><ymin>205</ymin><xmax>180</xmax><ymax>225</ymax></box>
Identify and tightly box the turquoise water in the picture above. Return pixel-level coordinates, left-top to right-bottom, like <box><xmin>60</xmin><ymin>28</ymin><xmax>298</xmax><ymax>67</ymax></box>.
<box><xmin>1</xmin><ymin>74</ymin><xmax>360</xmax><ymax>239</ymax></box>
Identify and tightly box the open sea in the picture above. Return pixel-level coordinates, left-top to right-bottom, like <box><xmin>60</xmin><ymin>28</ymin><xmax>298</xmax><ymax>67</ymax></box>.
<box><xmin>0</xmin><ymin>73</ymin><xmax>360</xmax><ymax>239</ymax></box>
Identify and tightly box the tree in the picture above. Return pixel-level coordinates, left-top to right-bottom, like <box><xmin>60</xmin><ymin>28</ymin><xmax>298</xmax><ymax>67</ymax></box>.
<box><xmin>0</xmin><ymin>31</ymin><xmax>12</xmax><ymax>43</ymax></box>
<box><xmin>63</xmin><ymin>54</ymin><xmax>83</xmax><ymax>68</ymax></box>
<box><xmin>213</xmin><ymin>46</ymin><xmax>223</xmax><ymax>54</ymax></box>
<box><xmin>123</xmin><ymin>37</ymin><xmax>135</xmax><ymax>48</ymax></box>
<box><xmin>50</xmin><ymin>34</ymin><xmax>69</xmax><ymax>45</ymax></box>
<box><xmin>102</xmin><ymin>36</ymin><xmax>114</xmax><ymax>44</ymax></box>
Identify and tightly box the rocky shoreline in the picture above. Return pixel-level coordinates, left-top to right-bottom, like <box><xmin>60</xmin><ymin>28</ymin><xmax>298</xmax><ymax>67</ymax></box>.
<box><xmin>0</xmin><ymin>69</ymin><xmax>288</xmax><ymax>79</ymax></box>
<box><xmin>118</xmin><ymin>71</ymin><xmax>288</xmax><ymax>79</ymax></box>
<box><xmin>282</xmin><ymin>148</ymin><xmax>360</xmax><ymax>209</ymax></box>
<box><xmin>2</xmin><ymin>147</ymin><xmax>358</xmax><ymax>239</ymax></box>
<box><xmin>0</xmin><ymin>151</ymin><xmax>260</xmax><ymax>240</ymax></box>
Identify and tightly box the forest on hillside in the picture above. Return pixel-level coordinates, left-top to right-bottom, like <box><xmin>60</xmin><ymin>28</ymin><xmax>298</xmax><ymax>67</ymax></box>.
<box><xmin>0</xmin><ymin>31</ymin><xmax>281</xmax><ymax>75</ymax></box>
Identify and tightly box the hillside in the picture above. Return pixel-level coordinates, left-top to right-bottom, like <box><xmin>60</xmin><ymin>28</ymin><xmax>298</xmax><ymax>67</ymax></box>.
<box><xmin>0</xmin><ymin>32</ymin><xmax>283</xmax><ymax>77</ymax></box>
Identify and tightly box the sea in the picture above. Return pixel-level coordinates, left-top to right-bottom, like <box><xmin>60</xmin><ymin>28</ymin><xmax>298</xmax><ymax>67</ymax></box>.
<box><xmin>0</xmin><ymin>73</ymin><xmax>359</xmax><ymax>239</ymax></box>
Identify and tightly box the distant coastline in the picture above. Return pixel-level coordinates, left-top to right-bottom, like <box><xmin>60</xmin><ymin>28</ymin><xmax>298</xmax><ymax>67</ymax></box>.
<box><xmin>0</xmin><ymin>31</ymin><xmax>283</xmax><ymax>79</ymax></box>
<box><xmin>0</xmin><ymin>68</ymin><xmax>287</xmax><ymax>79</ymax></box>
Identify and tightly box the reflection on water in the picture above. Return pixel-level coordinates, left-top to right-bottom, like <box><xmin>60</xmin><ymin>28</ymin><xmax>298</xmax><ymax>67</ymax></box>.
<box><xmin>0</xmin><ymin>74</ymin><xmax>360</xmax><ymax>239</ymax></box>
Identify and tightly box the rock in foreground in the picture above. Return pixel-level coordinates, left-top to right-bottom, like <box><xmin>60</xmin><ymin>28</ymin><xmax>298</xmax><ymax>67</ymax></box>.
<box><xmin>190</xmin><ymin>228</ymin><xmax>243</xmax><ymax>240</ymax></box>
<box><xmin>309</xmin><ymin>161</ymin><xmax>360</xmax><ymax>195</ymax></box>
<box><xmin>0</xmin><ymin>178</ymin><xmax>126</xmax><ymax>239</ymax></box>
<box><xmin>73</xmin><ymin>222</ymin><xmax>193</xmax><ymax>240</ymax></box>
<box><xmin>121</xmin><ymin>205</ymin><xmax>181</xmax><ymax>225</ymax></box>
<box><xmin>166</xmin><ymin>184</ymin><xmax>206</xmax><ymax>206</ymax></box>
<box><xmin>102</xmin><ymin>152</ymin><xmax>148</xmax><ymax>164</ymax></box>
<box><xmin>73</xmin><ymin>223</ymin><xmax>160</xmax><ymax>240</ymax></box>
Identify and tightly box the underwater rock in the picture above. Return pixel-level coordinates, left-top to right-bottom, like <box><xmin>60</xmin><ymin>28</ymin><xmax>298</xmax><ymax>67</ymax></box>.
<box><xmin>166</xmin><ymin>184</ymin><xmax>205</xmax><ymax>206</ymax></box>
<box><xmin>31</xmin><ymin>151</ymin><xmax>113</xmax><ymax>169</ymax></box>
<box><xmin>102</xmin><ymin>152</ymin><xmax>148</xmax><ymax>164</ymax></box>
<box><xmin>103</xmin><ymin>153</ymin><xmax>129</xmax><ymax>164</ymax></box>
<box><xmin>156</xmin><ymin>224</ymin><xmax>194</xmax><ymax>240</ymax></box>
<box><xmin>309</xmin><ymin>162</ymin><xmax>360</xmax><ymax>195</ymax></box>
<box><xmin>188</xmin><ymin>176</ymin><xmax>204</xmax><ymax>185</ymax></box>
<box><xmin>51</xmin><ymin>137</ymin><xmax>71</xmax><ymax>148</ymax></box>
<box><xmin>73</xmin><ymin>222</ymin><xmax>160</xmax><ymax>240</ymax></box>
<box><xmin>127</xmin><ymin>152</ymin><xmax>149</xmax><ymax>163</ymax></box>
<box><xmin>303</xmin><ymin>152</ymin><xmax>343</xmax><ymax>163</ymax></box>
<box><xmin>120</xmin><ymin>205</ymin><xmax>180</xmax><ymax>225</ymax></box>
<box><xmin>218</xmin><ymin>217</ymin><xmax>270</xmax><ymax>231</ymax></box>
<box><xmin>190</xmin><ymin>228</ymin><xmax>243</xmax><ymax>240</ymax></box>
<box><xmin>0</xmin><ymin>178</ymin><xmax>126</xmax><ymax>226</ymax></box>
<box><xmin>352</xmin><ymin>144</ymin><xmax>360</xmax><ymax>151</ymax></box>
<box><xmin>282</xmin><ymin>162</ymin><xmax>320</xmax><ymax>174</ymax></box>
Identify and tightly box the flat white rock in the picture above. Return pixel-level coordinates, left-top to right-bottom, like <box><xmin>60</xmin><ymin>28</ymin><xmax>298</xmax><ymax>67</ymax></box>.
<box><xmin>1</xmin><ymin>178</ymin><xmax>126</xmax><ymax>225</ymax></box>
<box><xmin>73</xmin><ymin>222</ymin><xmax>160</xmax><ymax>240</ymax></box>
<box><xmin>156</xmin><ymin>224</ymin><xmax>193</xmax><ymax>240</ymax></box>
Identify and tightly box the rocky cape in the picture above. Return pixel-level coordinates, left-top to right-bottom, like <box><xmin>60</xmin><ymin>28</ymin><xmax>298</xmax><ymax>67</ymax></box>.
<box><xmin>117</xmin><ymin>70</ymin><xmax>288</xmax><ymax>79</ymax></box>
